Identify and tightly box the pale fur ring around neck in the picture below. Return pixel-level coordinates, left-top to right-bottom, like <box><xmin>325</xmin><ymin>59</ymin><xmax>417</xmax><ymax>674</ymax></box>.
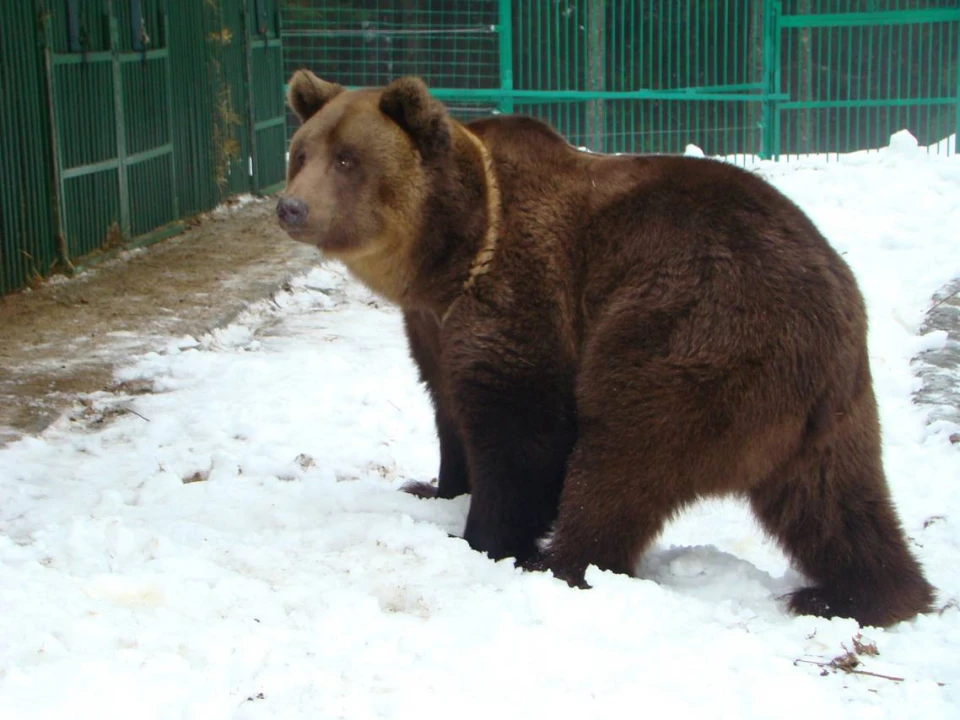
<box><xmin>439</xmin><ymin>127</ymin><xmax>501</xmax><ymax>326</ymax></box>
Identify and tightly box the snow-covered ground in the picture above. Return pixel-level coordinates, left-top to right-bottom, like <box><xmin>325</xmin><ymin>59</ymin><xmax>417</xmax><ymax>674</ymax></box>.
<box><xmin>2</xmin><ymin>131</ymin><xmax>959</xmax><ymax>719</ymax></box>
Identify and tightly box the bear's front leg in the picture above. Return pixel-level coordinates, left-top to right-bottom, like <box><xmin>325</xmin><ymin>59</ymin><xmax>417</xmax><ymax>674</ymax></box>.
<box><xmin>453</xmin><ymin>383</ymin><xmax>577</xmax><ymax>564</ymax></box>
<box><xmin>401</xmin><ymin>402</ymin><xmax>469</xmax><ymax>499</ymax></box>
<box><xmin>401</xmin><ymin>309</ymin><xmax>470</xmax><ymax>499</ymax></box>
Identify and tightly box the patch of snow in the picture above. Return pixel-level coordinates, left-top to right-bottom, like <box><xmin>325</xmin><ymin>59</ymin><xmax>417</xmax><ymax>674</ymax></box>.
<box><xmin>888</xmin><ymin>129</ymin><xmax>921</xmax><ymax>156</ymax></box>
<box><xmin>212</xmin><ymin>194</ymin><xmax>259</xmax><ymax>216</ymax></box>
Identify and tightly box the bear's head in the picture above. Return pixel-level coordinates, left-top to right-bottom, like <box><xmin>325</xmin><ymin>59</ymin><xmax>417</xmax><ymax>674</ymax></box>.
<box><xmin>278</xmin><ymin>70</ymin><xmax>457</xmax><ymax>302</ymax></box>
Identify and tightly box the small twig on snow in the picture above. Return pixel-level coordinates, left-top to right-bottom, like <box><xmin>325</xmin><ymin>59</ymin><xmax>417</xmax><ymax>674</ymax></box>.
<box><xmin>126</xmin><ymin>408</ymin><xmax>150</xmax><ymax>422</ymax></box>
<box><xmin>794</xmin><ymin>656</ymin><xmax>945</xmax><ymax>687</ymax></box>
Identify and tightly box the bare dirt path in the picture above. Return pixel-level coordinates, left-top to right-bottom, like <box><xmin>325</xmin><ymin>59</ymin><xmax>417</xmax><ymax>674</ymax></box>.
<box><xmin>0</xmin><ymin>197</ymin><xmax>318</xmax><ymax>444</ymax></box>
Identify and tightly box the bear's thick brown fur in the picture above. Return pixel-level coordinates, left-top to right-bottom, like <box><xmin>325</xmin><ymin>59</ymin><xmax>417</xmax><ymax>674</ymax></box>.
<box><xmin>278</xmin><ymin>69</ymin><xmax>935</xmax><ymax>627</ymax></box>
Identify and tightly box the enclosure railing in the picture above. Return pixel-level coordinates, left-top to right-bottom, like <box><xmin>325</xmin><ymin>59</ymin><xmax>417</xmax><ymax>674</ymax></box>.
<box><xmin>281</xmin><ymin>0</ymin><xmax>960</xmax><ymax>161</ymax></box>
<box><xmin>0</xmin><ymin>0</ymin><xmax>288</xmax><ymax>297</ymax></box>
<box><xmin>3</xmin><ymin>1</ymin><xmax>958</xmax><ymax>297</ymax></box>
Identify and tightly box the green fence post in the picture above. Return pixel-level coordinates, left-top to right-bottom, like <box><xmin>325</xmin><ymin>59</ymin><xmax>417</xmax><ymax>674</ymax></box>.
<box><xmin>108</xmin><ymin>0</ymin><xmax>131</xmax><ymax>238</ymax></box>
<box><xmin>586</xmin><ymin>0</ymin><xmax>606</xmax><ymax>153</ymax></box>
<box><xmin>498</xmin><ymin>0</ymin><xmax>513</xmax><ymax>114</ymax></box>
<box><xmin>40</xmin><ymin>2</ymin><xmax>68</xmax><ymax>269</ymax></box>
<box><xmin>760</xmin><ymin>0</ymin><xmax>781</xmax><ymax>160</ymax></box>
<box><xmin>956</xmin><ymin>20</ymin><xmax>960</xmax><ymax>155</ymax></box>
<box><xmin>241</xmin><ymin>1</ymin><xmax>259</xmax><ymax>193</ymax></box>
<box><xmin>163</xmin><ymin>4</ymin><xmax>180</xmax><ymax>219</ymax></box>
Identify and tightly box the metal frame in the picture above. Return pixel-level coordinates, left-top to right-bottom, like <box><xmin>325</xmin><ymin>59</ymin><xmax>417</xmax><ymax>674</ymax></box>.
<box><xmin>44</xmin><ymin>0</ymin><xmax>179</xmax><ymax>261</ymax></box>
<box><xmin>765</xmin><ymin>2</ymin><xmax>960</xmax><ymax>159</ymax></box>
<box><xmin>282</xmin><ymin>1</ymin><xmax>960</xmax><ymax>162</ymax></box>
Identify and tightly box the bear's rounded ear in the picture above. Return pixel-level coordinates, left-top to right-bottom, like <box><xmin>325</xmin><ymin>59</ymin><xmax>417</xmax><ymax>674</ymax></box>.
<box><xmin>379</xmin><ymin>77</ymin><xmax>452</xmax><ymax>162</ymax></box>
<box><xmin>287</xmin><ymin>69</ymin><xmax>344</xmax><ymax>123</ymax></box>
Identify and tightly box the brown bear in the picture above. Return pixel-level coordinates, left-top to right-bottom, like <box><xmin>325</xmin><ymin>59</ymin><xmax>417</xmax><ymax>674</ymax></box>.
<box><xmin>278</xmin><ymin>69</ymin><xmax>935</xmax><ymax>628</ymax></box>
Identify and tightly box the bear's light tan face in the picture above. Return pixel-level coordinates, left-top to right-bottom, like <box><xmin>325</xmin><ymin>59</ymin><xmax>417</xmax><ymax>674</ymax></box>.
<box><xmin>280</xmin><ymin>89</ymin><xmax>426</xmax><ymax>263</ymax></box>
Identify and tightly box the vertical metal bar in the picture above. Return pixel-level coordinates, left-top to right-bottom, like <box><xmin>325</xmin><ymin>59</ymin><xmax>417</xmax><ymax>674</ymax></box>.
<box><xmin>162</xmin><ymin>1</ymin><xmax>178</xmax><ymax>218</ymax></box>
<box><xmin>498</xmin><ymin>0</ymin><xmax>513</xmax><ymax>113</ymax></box>
<box><xmin>67</xmin><ymin>0</ymin><xmax>82</xmax><ymax>52</ymax></box>
<box><xmin>630</xmin><ymin>0</ymin><xmax>638</xmax><ymax>152</ymax></box>
<box><xmin>761</xmin><ymin>1</ymin><xmax>778</xmax><ymax>159</ymax></box>
<box><xmin>627</xmin><ymin>0</ymin><xmax>633</xmax><ymax>152</ymax></box>
<box><xmin>586</xmin><ymin>0</ymin><xmax>606</xmax><ymax>152</ymax></box>
<box><xmin>563</xmin><ymin>2</ymin><xmax>570</xmax><ymax>135</ymax></box>
<box><xmin>932</xmin><ymin>17</ymin><xmax>942</xmax><ymax>154</ymax></box>
<box><xmin>684</xmin><ymin>0</ymin><xmax>690</xmax><ymax>153</ymax></box>
<box><xmin>906</xmin><ymin>18</ymin><xmax>913</xmax><ymax>148</ymax></box>
<box><xmin>41</xmin><ymin>2</ymin><xmax>69</xmax><ymax>267</ymax></box>
<box><xmin>654</xmin><ymin>0</ymin><xmax>660</xmax><ymax>152</ymax></box>
<box><xmin>517</xmin><ymin>0</ymin><xmax>525</xmax><ymax>96</ymax></box>
<box><xmin>241</xmin><ymin>1</ymin><xmax>259</xmax><ymax>192</ymax></box>
<box><xmin>888</xmin><ymin>23</ymin><xmax>896</xmax><ymax>150</ymax></box>
<box><xmin>546</xmin><ymin>0</ymin><xmax>554</xmax><ymax>91</ymax></box>
<box><xmin>131</xmin><ymin>0</ymin><xmax>144</xmax><ymax>51</ymax></box>
<box><xmin>108</xmin><ymin>0</ymin><xmax>130</xmax><ymax>239</ymax></box>
<box><xmin>821</xmin><ymin>11</ymin><xmax>829</xmax><ymax>158</ymax></box>
<box><xmin>854</xmin><ymin>23</ymin><xmax>861</xmax><ymax>153</ymax></box>
<box><xmin>923</xmin><ymin>19</ymin><xmax>932</xmax><ymax>155</ymax></box>
<box><xmin>955</xmin><ymin>18</ymin><xmax>960</xmax><ymax>154</ymax></box>
<box><xmin>255</xmin><ymin>0</ymin><xmax>268</xmax><ymax>35</ymax></box>
<box><xmin>536</xmin><ymin>0</ymin><xmax>542</xmax><ymax>96</ymax></box>
<box><xmin>721</xmin><ymin>0</ymin><xmax>728</xmax><ymax>155</ymax></box>
<box><xmin>563</xmin><ymin>0</ymin><xmax>570</xmax><ymax>92</ymax></box>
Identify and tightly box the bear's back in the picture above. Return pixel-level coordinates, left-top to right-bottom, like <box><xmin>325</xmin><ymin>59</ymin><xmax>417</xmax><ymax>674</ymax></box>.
<box><xmin>466</xmin><ymin>114</ymin><xmax>859</xmax><ymax>315</ymax></box>
<box><xmin>463</xmin><ymin>114</ymin><xmax>866</xmax><ymax>404</ymax></box>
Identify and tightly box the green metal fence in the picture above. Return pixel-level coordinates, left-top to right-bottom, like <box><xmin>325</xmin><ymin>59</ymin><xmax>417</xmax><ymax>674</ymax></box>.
<box><xmin>3</xmin><ymin>1</ymin><xmax>958</xmax><ymax>298</ymax></box>
<box><xmin>775</xmin><ymin>1</ymin><xmax>960</xmax><ymax>159</ymax></box>
<box><xmin>0</xmin><ymin>2</ymin><xmax>59</xmax><ymax>294</ymax></box>
<box><xmin>282</xmin><ymin>0</ymin><xmax>960</xmax><ymax>160</ymax></box>
<box><xmin>0</xmin><ymin>0</ymin><xmax>287</xmax><ymax>297</ymax></box>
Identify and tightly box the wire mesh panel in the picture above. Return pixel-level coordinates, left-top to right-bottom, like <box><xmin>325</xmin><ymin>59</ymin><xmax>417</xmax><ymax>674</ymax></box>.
<box><xmin>512</xmin><ymin>1</ymin><xmax>765</xmax><ymax>157</ymax></box>
<box><xmin>776</xmin><ymin>0</ymin><xmax>959</xmax><ymax>159</ymax></box>
<box><xmin>280</xmin><ymin>1</ymin><xmax>766</xmax><ymax>157</ymax></box>
<box><xmin>280</xmin><ymin>0</ymin><xmax>958</xmax><ymax>162</ymax></box>
<box><xmin>282</xmin><ymin>1</ymin><xmax>501</xmax><ymax>138</ymax></box>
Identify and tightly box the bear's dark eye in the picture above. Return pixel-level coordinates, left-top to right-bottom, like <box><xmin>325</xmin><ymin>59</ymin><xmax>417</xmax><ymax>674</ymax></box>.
<box><xmin>334</xmin><ymin>150</ymin><xmax>356</xmax><ymax>171</ymax></box>
<box><xmin>291</xmin><ymin>148</ymin><xmax>306</xmax><ymax>174</ymax></box>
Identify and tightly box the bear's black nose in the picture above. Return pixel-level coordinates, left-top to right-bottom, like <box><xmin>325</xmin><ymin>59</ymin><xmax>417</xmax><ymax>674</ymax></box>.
<box><xmin>277</xmin><ymin>196</ymin><xmax>308</xmax><ymax>228</ymax></box>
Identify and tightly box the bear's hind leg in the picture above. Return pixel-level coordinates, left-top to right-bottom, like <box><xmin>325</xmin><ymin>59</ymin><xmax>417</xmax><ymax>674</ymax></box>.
<box><xmin>537</xmin><ymin>430</ymin><xmax>685</xmax><ymax>587</ymax></box>
<box><xmin>748</xmin><ymin>401</ymin><xmax>935</xmax><ymax>627</ymax></box>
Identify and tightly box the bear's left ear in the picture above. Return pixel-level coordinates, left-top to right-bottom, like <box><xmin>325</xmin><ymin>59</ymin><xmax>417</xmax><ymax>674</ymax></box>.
<box><xmin>379</xmin><ymin>77</ymin><xmax>452</xmax><ymax>162</ymax></box>
<box><xmin>287</xmin><ymin>69</ymin><xmax>344</xmax><ymax>123</ymax></box>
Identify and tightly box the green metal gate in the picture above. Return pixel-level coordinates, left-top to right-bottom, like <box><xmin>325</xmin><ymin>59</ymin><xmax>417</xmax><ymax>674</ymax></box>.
<box><xmin>0</xmin><ymin>1</ymin><xmax>287</xmax><ymax>298</ymax></box>
<box><xmin>190</xmin><ymin>0</ymin><xmax>287</xmax><ymax>198</ymax></box>
<box><xmin>247</xmin><ymin>0</ymin><xmax>288</xmax><ymax>194</ymax></box>
<box><xmin>768</xmin><ymin>1</ymin><xmax>960</xmax><ymax>159</ymax></box>
<box><xmin>45</xmin><ymin>0</ymin><xmax>179</xmax><ymax>259</ymax></box>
